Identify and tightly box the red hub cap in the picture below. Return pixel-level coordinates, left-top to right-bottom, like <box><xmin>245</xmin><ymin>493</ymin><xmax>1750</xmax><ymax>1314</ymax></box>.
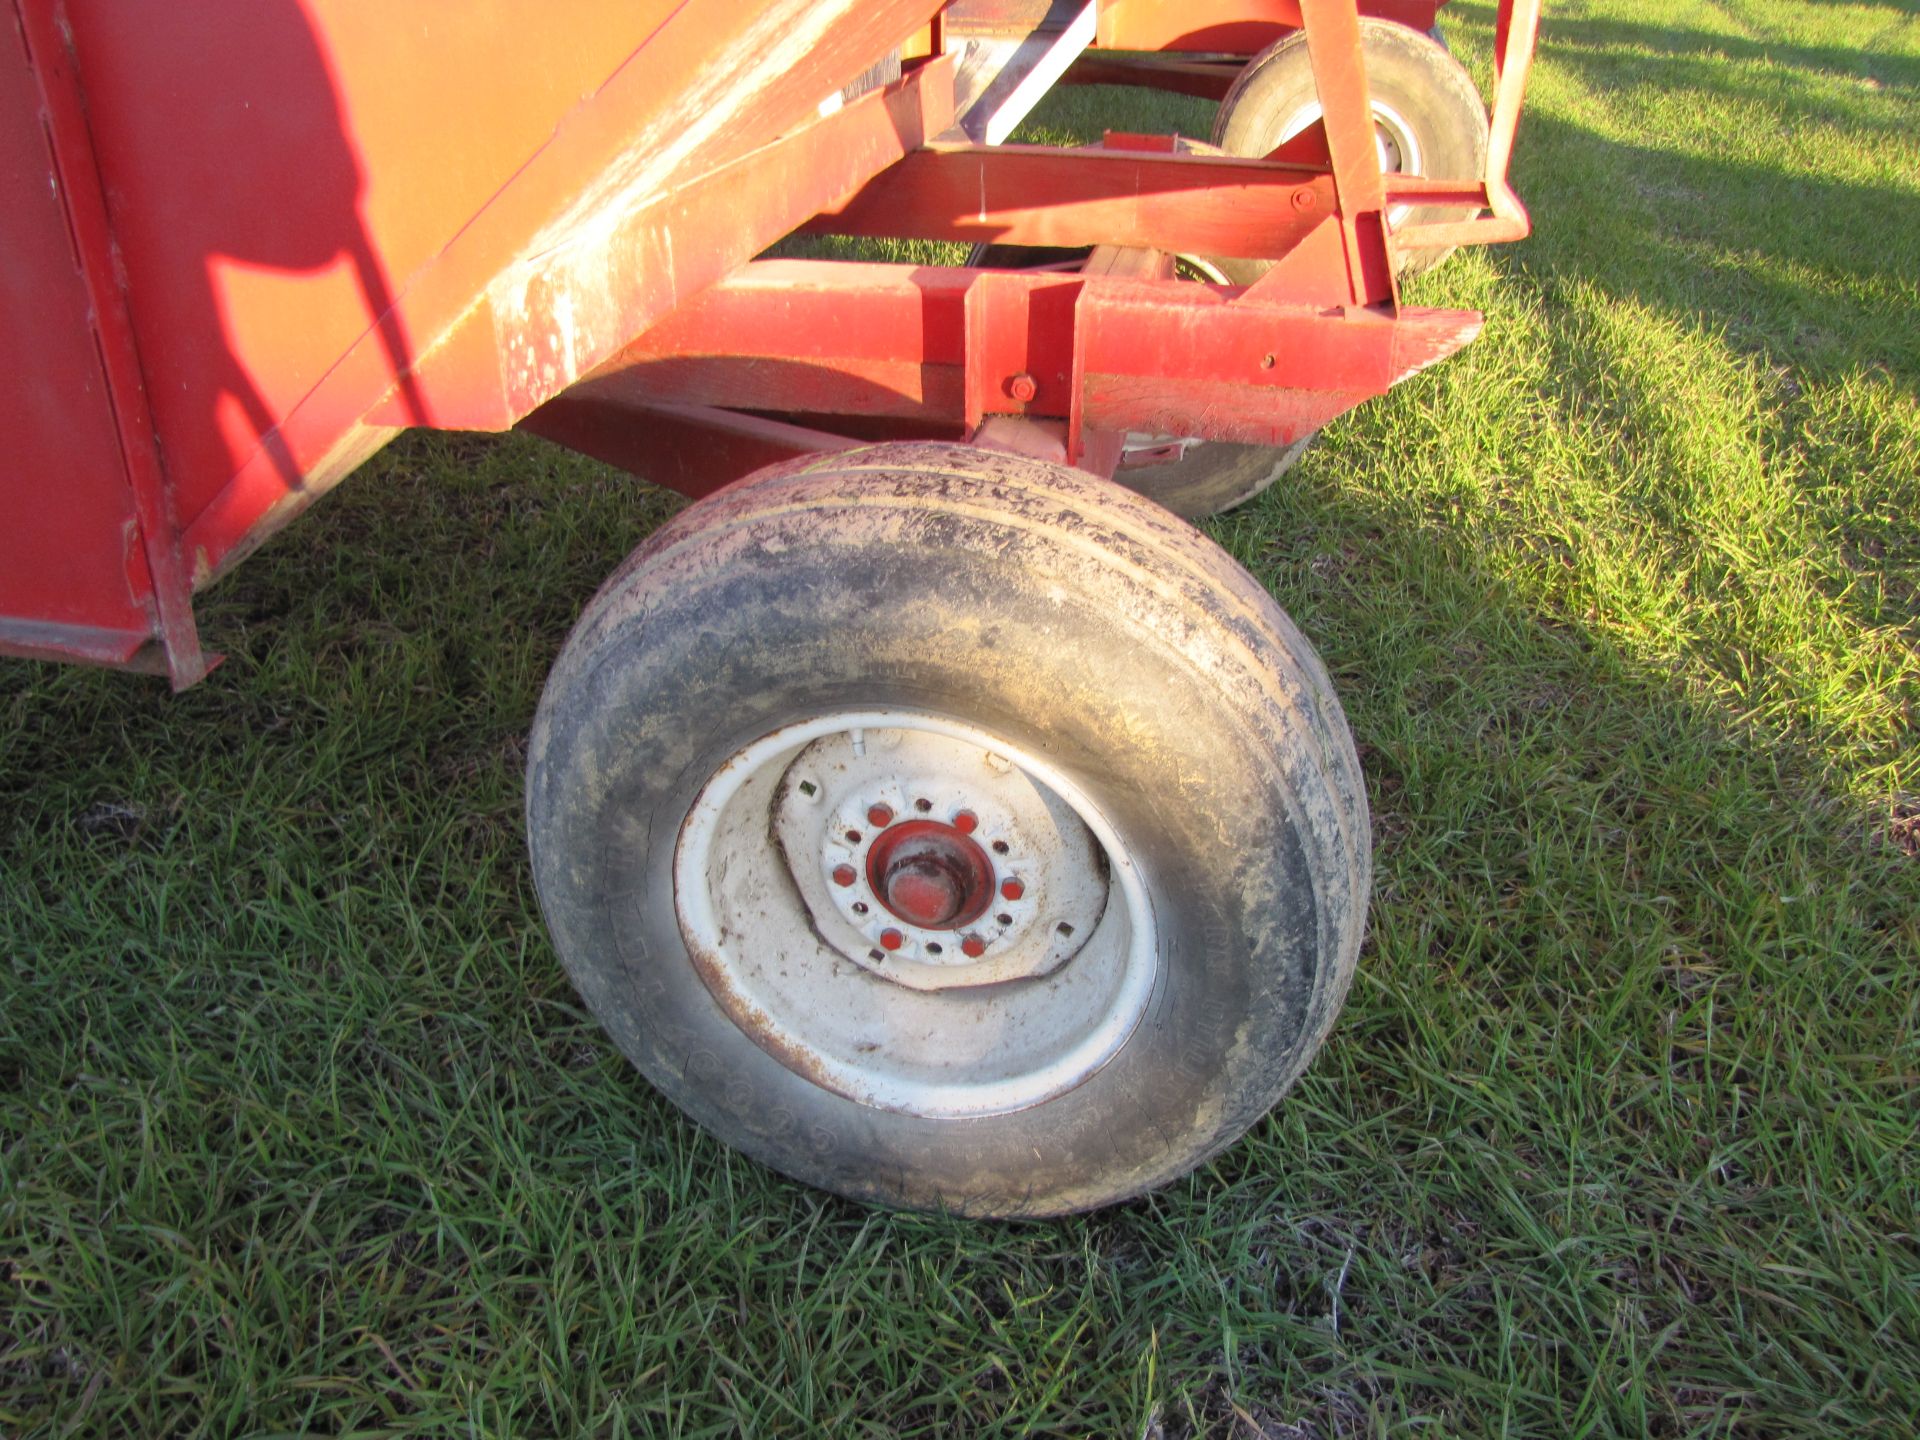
<box><xmin>865</xmin><ymin>820</ymin><xmax>996</xmax><ymax>930</ymax></box>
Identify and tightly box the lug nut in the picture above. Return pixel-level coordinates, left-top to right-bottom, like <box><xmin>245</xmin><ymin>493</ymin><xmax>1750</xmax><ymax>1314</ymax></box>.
<box><xmin>832</xmin><ymin>864</ymin><xmax>857</xmax><ymax>887</ymax></box>
<box><xmin>866</xmin><ymin>803</ymin><xmax>894</xmax><ymax>828</ymax></box>
<box><xmin>879</xmin><ymin>928</ymin><xmax>904</xmax><ymax>951</ymax></box>
<box><xmin>1000</xmin><ymin>877</ymin><xmax>1024</xmax><ymax>901</ymax></box>
<box><xmin>953</xmin><ymin>810</ymin><xmax>978</xmax><ymax>834</ymax></box>
<box><xmin>961</xmin><ymin>935</ymin><xmax>987</xmax><ymax>958</ymax></box>
<box><xmin>1007</xmin><ymin>372</ymin><xmax>1038</xmax><ymax>403</ymax></box>
<box><xmin>1292</xmin><ymin>187</ymin><xmax>1317</xmax><ymax>212</ymax></box>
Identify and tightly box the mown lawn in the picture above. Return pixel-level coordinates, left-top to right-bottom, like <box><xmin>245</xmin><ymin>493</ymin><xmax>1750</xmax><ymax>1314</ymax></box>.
<box><xmin>4</xmin><ymin>1</ymin><xmax>1918</xmax><ymax>1435</ymax></box>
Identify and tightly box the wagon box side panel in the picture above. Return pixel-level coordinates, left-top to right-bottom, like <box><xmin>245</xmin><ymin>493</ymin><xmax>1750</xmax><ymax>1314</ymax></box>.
<box><xmin>0</xmin><ymin>5</ymin><xmax>157</xmax><ymax>667</ymax></box>
<box><xmin>59</xmin><ymin>0</ymin><xmax>945</xmax><ymax>592</ymax></box>
<box><xmin>56</xmin><ymin>0</ymin><xmax>684</xmax><ymax>554</ymax></box>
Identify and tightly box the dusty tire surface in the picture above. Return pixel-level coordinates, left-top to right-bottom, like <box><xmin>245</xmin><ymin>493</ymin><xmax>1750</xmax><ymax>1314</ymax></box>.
<box><xmin>526</xmin><ymin>443</ymin><xmax>1369</xmax><ymax>1216</ymax></box>
<box><xmin>1211</xmin><ymin>18</ymin><xmax>1489</xmax><ymax>280</ymax></box>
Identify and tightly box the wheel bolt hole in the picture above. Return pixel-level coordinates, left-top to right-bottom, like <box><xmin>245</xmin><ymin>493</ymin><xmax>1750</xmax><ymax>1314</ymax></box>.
<box><xmin>991</xmin><ymin>840</ymin><xmax>1009</xmax><ymax>856</ymax></box>
<box><xmin>996</xmin><ymin>913</ymin><xmax>1012</xmax><ymax>926</ymax></box>
<box><xmin>914</xmin><ymin>797</ymin><xmax>932</xmax><ymax>813</ymax></box>
<box><xmin>845</xmin><ymin>829</ymin><xmax>862</xmax><ymax>845</ymax></box>
<box><xmin>1056</xmin><ymin>921</ymin><xmax>1074</xmax><ymax>938</ymax></box>
<box><xmin>926</xmin><ymin>942</ymin><xmax>943</xmax><ymax>955</ymax></box>
<box><xmin>852</xmin><ymin>901</ymin><xmax>868</xmax><ymax>915</ymax></box>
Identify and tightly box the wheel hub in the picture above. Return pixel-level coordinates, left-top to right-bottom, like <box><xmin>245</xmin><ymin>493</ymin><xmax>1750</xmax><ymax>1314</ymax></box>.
<box><xmin>867</xmin><ymin>820</ymin><xmax>993</xmax><ymax>929</ymax></box>
<box><xmin>769</xmin><ymin>727</ymin><xmax>1109</xmax><ymax>991</ymax></box>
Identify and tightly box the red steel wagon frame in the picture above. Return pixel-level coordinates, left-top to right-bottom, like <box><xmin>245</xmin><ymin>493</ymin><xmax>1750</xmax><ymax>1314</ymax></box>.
<box><xmin>4</xmin><ymin>0</ymin><xmax>1542</xmax><ymax>1215</ymax></box>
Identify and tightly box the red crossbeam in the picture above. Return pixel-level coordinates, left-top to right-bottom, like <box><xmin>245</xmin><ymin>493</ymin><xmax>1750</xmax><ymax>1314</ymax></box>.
<box><xmin>525</xmin><ymin>259</ymin><xmax>1480</xmax><ymax>492</ymax></box>
<box><xmin>806</xmin><ymin>144</ymin><xmax>1336</xmax><ymax>262</ymax></box>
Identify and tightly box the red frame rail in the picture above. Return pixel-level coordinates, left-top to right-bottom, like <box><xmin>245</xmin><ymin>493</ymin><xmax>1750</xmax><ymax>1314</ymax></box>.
<box><xmin>526</xmin><ymin>259</ymin><xmax>1483</xmax><ymax>488</ymax></box>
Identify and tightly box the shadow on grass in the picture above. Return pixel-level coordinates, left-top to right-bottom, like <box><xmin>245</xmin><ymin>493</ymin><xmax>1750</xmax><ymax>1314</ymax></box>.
<box><xmin>1539</xmin><ymin>9</ymin><xmax>1920</xmax><ymax>91</ymax></box>
<box><xmin>1507</xmin><ymin>111</ymin><xmax>1918</xmax><ymax>386</ymax></box>
<box><xmin>1435</xmin><ymin>2</ymin><xmax>1920</xmax><ymax>667</ymax></box>
<box><xmin>1208</xmin><ymin>423</ymin><xmax>1919</xmax><ymax>1428</ymax></box>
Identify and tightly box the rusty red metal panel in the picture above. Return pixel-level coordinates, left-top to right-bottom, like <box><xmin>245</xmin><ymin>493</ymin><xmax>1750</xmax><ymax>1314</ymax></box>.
<box><xmin>1070</xmin><ymin>275</ymin><xmax>1478</xmax><ymax>447</ymax></box>
<box><xmin>59</xmin><ymin>0</ymin><xmax>666</xmax><ymax>536</ymax></box>
<box><xmin>409</xmin><ymin>54</ymin><xmax>960</xmax><ymax>429</ymax></box>
<box><xmin>13</xmin><ymin>0</ymin><xmax>210</xmax><ymax>686</ymax></box>
<box><xmin>3</xmin><ymin>0</ymin><xmax>1529</xmax><ymax>682</ymax></box>
<box><xmin>0</xmin><ymin>2</ymin><xmax>159</xmax><ymax>671</ymax></box>
<box><xmin>520</xmin><ymin>401</ymin><xmax>859</xmax><ymax>499</ymax></box>
<box><xmin>176</xmin><ymin>40</ymin><xmax>955</xmax><ymax>589</ymax></box>
<box><xmin>1090</xmin><ymin>0</ymin><xmax>1442</xmax><ymax>53</ymax></box>
<box><xmin>577</xmin><ymin>262</ymin><xmax>974</xmax><ymax>427</ymax></box>
<box><xmin>52</xmin><ymin>0</ymin><xmax>945</xmax><ymax>592</ymax></box>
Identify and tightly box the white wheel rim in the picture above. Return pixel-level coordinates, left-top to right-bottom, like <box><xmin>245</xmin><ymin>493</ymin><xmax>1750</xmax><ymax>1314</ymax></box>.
<box><xmin>673</xmin><ymin>711</ymin><xmax>1159</xmax><ymax>1119</ymax></box>
<box><xmin>1275</xmin><ymin>97</ymin><xmax>1425</xmax><ymax>229</ymax></box>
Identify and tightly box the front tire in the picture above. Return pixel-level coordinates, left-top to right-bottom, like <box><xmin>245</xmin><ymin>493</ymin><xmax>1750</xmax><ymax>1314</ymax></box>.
<box><xmin>526</xmin><ymin>443</ymin><xmax>1369</xmax><ymax>1215</ymax></box>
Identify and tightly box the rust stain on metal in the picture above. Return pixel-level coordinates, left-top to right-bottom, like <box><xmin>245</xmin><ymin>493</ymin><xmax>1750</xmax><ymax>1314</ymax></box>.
<box><xmin>683</xmin><ymin>936</ymin><xmax>854</xmax><ymax>1098</ymax></box>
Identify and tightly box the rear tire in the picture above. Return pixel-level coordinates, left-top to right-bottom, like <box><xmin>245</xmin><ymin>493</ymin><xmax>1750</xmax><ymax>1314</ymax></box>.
<box><xmin>526</xmin><ymin>443</ymin><xmax>1370</xmax><ymax>1215</ymax></box>
<box><xmin>1211</xmin><ymin>18</ymin><xmax>1488</xmax><ymax>280</ymax></box>
<box><xmin>1115</xmin><ymin>433</ymin><xmax>1315</xmax><ymax>521</ymax></box>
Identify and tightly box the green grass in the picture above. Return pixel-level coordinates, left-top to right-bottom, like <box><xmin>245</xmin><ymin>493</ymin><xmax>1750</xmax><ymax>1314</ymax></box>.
<box><xmin>5</xmin><ymin>1</ymin><xmax>1919</xmax><ymax>1434</ymax></box>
